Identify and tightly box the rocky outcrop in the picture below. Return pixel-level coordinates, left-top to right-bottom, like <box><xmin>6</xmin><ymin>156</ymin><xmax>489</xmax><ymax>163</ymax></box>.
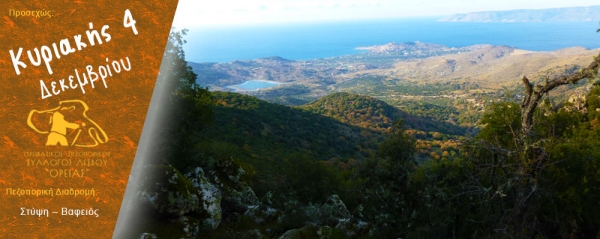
<box><xmin>335</xmin><ymin>217</ymin><xmax>370</xmax><ymax>238</ymax></box>
<box><xmin>245</xmin><ymin>204</ymin><xmax>279</xmax><ymax>225</ymax></box>
<box><xmin>209</xmin><ymin>157</ymin><xmax>260</xmax><ymax>220</ymax></box>
<box><xmin>176</xmin><ymin>216</ymin><xmax>201</xmax><ymax>238</ymax></box>
<box><xmin>274</xmin><ymin>194</ymin><xmax>370</xmax><ymax>238</ymax></box>
<box><xmin>136</xmin><ymin>165</ymin><xmax>224</xmax><ymax>237</ymax></box>
<box><xmin>323</xmin><ymin>194</ymin><xmax>351</xmax><ymax>221</ymax></box>
<box><xmin>568</xmin><ymin>93</ymin><xmax>588</xmax><ymax>112</ymax></box>
<box><xmin>135</xmin><ymin>161</ymin><xmax>369</xmax><ymax>238</ymax></box>
<box><xmin>184</xmin><ymin>167</ymin><xmax>222</xmax><ymax>231</ymax></box>
<box><xmin>137</xmin><ymin>165</ymin><xmax>200</xmax><ymax>217</ymax></box>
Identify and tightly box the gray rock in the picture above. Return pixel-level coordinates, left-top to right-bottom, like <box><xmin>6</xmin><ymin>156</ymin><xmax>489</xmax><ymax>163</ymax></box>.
<box><xmin>335</xmin><ymin>217</ymin><xmax>370</xmax><ymax>238</ymax></box>
<box><xmin>177</xmin><ymin>216</ymin><xmax>201</xmax><ymax>238</ymax></box>
<box><xmin>245</xmin><ymin>205</ymin><xmax>279</xmax><ymax>225</ymax></box>
<box><xmin>315</xmin><ymin>194</ymin><xmax>352</xmax><ymax>226</ymax></box>
<box><xmin>137</xmin><ymin>165</ymin><xmax>200</xmax><ymax>217</ymax></box>
<box><xmin>323</xmin><ymin>194</ymin><xmax>351</xmax><ymax>220</ymax></box>
<box><xmin>185</xmin><ymin>167</ymin><xmax>223</xmax><ymax>231</ymax></box>
<box><xmin>210</xmin><ymin>158</ymin><xmax>259</xmax><ymax>216</ymax></box>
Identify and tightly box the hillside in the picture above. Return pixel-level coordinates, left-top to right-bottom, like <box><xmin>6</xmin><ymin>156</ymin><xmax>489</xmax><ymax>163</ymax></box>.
<box><xmin>204</xmin><ymin>91</ymin><xmax>383</xmax><ymax>160</ymax></box>
<box><xmin>197</xmin><ymin>85</ymin><xmax>600</xmax><ymax>239</ymax></box>
<box><xmin>439</xmin><ymin>5</ymin><xmax>600</xmax><ymax>22</ymax></box>
<box><xmin>301</xmin><ymin>92</ymin><xmax>466</xmax><ymax>136</ymax></box>
<box><xmin>197</xmin><ymin>92</ymin><xmax>385</xmax><ymax>192</ymax></box>
<box><xmin>195</xmin><ymin>91</ymin><xmax>471</xmax><ymax>190</ymax></box>
<box><xmin>357</xmin><ymin>45</ymin><xmax>598</xmax><ymax>88</ymax></box>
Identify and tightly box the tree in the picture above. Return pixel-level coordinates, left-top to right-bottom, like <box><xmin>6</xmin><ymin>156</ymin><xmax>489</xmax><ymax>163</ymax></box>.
<box><xmin>439</xmin><ymin>29</ymin><xmax>600</xmax><ymax>238</ymax></box>
<box><xmin>520</xmin><ymin>53</ymin><xmax>600</xmax><ymax>135</ymax></box>
<box><xmin>157</xmin><ymin>28</ymin><xmax>198</xmax><ymax>92</ymax></box>
<box><xmin>357</xmin><ymin>119</ymin><xmax>416</xmax><ymax>238</ymax></box>
<box><xmin>378</xmin><ymin>119</ymin><xmax>416</xmax><ymax>164</ymax></box>
<box><xmin>140</xmin><ymin>28</ymin><xmax>214</xmax><ymax>170</ymax></box>
<box><xmin>477</xmin><ymin>102</ymin><xmax>521</xmax><ymax>149</ymax></box>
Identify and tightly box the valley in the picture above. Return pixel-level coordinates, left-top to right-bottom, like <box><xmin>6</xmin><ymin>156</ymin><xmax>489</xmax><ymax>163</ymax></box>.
<box><xmin>187</xmin><ymin>42</ymin><xmax>600</xmax><ymax>196</ymax></box>
<box><xmin>191</xmin><ymin>42</ymin><xmax>599</xmax><ymax>130</ymax></box>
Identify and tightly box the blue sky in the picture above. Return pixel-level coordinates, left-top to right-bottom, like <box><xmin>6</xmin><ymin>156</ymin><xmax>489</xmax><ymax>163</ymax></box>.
<box><xmin>172</xmin><ymin>0</ymin><xmax>599</xmax><ymax>27</ymax></box>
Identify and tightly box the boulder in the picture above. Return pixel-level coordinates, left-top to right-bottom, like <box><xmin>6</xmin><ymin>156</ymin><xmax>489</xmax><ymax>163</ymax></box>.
<box><xmin>316</xmin><ymin>194</ymin><xmax>351</xmax><ymax>226</ymax></box>
<box><xmin>137</xmin><ymin>165</ymin><xmax>200</xmax><ymax>217</ymax></box>
<box><xmin>323</xmin><ymin>194</ymin><xmax>351</xmax><ymax>220</ymax></box>
<box><xmin>335</xmin><ymin>217</ymin><xmax>370</xmax><ymax>238</ymax></box>
<box><xmin>185</xmin><ymin>167</ymin><xmax>222</xmax><ymax>231</ymax></box>
<box><xmin>245</xmin><ymin>204</ymin><xmax>279</xmax><ymax>225</ymax></box>
<box><xmin>176</xmin><ymin>216</ymin><xmax>201</xmax><ymax>239</ymax></box>
<box><xmin>210</xmin><ymin>158</ymin><xmax>259</xmax><ymax>216</ymax></box>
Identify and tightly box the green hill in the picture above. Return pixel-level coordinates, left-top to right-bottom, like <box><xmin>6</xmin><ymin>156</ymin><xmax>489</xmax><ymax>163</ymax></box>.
<box><xmin>194</xmin><ymin>92</ymin><xmax>468</xmax><ymax>194</ymax></box>
<box><xmin>196</xmin><ymin>92</ymin><xmax>385</xmax><ymax>193</ymax></box>
<box><xmin>206</xmin><ymin>92</ymin><xmax>385</xmax><ymax>159</ymax></box>
<box><xmin>301</xmin><ymin>92</ymin><xmax>467</xmax><ymax>136</ymax></box>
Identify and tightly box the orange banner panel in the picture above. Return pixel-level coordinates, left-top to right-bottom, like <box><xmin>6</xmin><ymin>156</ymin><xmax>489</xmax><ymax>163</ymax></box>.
<box><xmin>0</xmin><ymin>1</ymin><xmax>179</xmax><ymax>238</ymax></box>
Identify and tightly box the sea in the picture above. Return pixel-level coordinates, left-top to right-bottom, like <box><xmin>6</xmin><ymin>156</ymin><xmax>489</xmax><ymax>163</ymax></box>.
<box><xmin>182</xmin><ymin>17</ymin><xmax>600</xmax><ymax>63</ymax></box>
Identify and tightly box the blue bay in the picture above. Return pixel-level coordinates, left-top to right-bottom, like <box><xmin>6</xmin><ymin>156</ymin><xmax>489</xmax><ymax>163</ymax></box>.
<box><xmin>228</xmin><ymin>80</ymin><xmax>281</xmax><ymax>91</ymax></box>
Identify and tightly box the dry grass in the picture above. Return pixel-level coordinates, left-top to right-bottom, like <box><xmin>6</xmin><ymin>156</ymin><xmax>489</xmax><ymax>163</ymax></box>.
<box><xmin>353</xmin><ymin>46</ymin><xmax>599</xmax><ymax>89</ymax></box>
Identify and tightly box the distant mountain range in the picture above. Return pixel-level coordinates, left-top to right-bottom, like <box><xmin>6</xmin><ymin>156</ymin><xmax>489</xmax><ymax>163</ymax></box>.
<box><xmin>439</xmin><ymin>5</ymin><xmax>600</xmax><ymax>22</ymax></box>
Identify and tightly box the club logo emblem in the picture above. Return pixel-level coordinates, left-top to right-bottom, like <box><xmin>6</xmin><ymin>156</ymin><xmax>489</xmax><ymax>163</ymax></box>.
<box><xmin>27</xmin><ymin>100</ymin><xmax>108</xmax><ymax>147</ymax></box>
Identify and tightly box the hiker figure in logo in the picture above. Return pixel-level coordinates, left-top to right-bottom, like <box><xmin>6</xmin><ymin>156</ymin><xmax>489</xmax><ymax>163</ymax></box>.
<box><xmin>27</xmin><ymin>100</ymin><xmax>108</xmax><ymax>147</ymax></box>
<box><xmin>46</xmin><ymin>107</ymin><xmax>85</xmax><ymax>146</ymax></box>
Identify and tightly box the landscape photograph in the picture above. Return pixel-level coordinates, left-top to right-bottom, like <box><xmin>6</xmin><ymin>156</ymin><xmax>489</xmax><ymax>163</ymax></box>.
<box><xmin>115</xmin><ymin>1</ymin><xmax>600</xmax><ymax>238</ymax></box>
